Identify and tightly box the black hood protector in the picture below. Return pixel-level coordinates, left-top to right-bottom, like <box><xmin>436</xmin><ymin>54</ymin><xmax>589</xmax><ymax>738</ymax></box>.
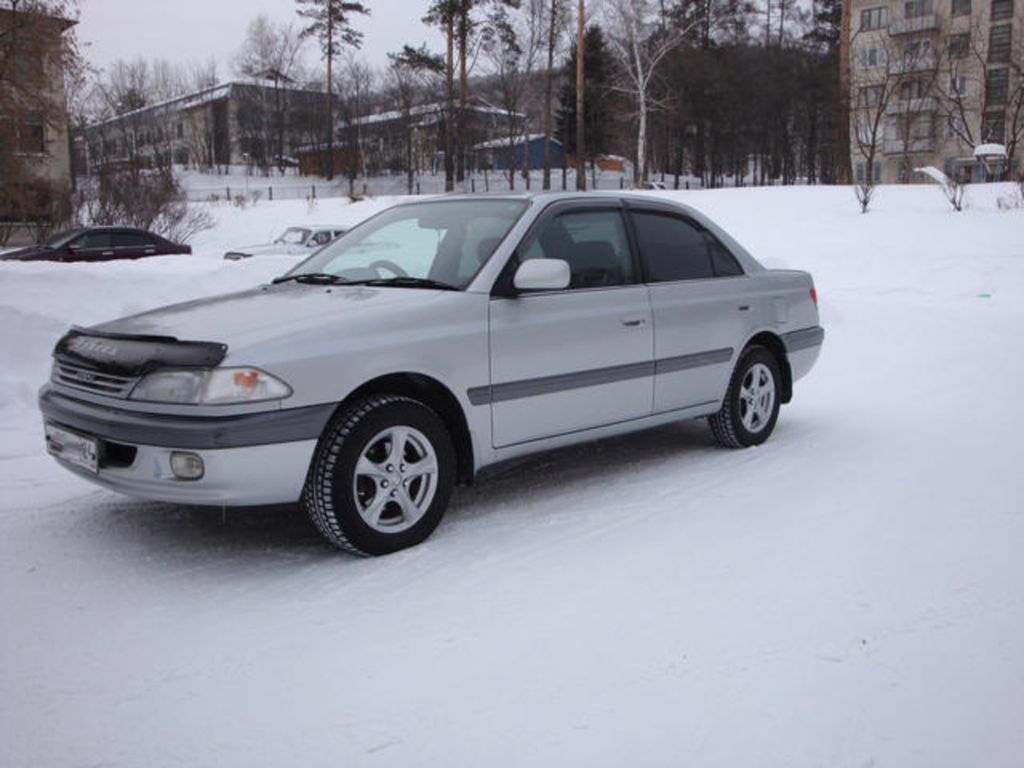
<box><xmin>53</xmin><ymin>328</ymin><xmax>227</xmax><ymax>377</ymax></box>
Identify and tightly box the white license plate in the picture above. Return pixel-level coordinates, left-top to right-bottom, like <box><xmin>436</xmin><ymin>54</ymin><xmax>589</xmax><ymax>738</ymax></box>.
<box><xmin>45</xmin><ymin>422</ymin><xmax>99</xmax><ymax>473</ymax></box>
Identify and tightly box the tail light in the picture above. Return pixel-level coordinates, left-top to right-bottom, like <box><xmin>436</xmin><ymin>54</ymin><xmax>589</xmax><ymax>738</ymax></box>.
<box><xmin>809</xmin><ymin>287</ymin><xmax>818</xmax><ymax>307</ymax></box>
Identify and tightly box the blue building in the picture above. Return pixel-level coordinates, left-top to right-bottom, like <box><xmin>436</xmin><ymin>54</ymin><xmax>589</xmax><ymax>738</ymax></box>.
<box><xmin>472</xmin><ymin>134</ymin><xmax>565</xmax><ymax>172</ymax></box>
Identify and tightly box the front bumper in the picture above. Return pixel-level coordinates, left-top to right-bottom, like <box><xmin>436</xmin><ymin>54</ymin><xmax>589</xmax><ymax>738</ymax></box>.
<box><xmin>38</xmin><ymin>386</ymin><xmax>334</xmax><ymax>505</ymax></box>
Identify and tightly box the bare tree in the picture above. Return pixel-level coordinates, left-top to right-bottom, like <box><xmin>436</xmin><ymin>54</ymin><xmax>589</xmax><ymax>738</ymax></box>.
<box><xmin>604</xmin><ymin>0</ymin><xmax>690</xmax><ymax>185</ymax></box>
<box><xmin>336</xmin><ymin>52</ymin><xmax>375</xmax><ymax>194</ymax></box>
<box><xmin>541</xmin><ymin>0</ymin><xmax>566</xmax><ymax>189</ymax></box>
<box><xmin>234</xmin><ymin>15</ymin><xmax>306</xmax><ymax>83</ymax></box>
<box><xmin>388</xmin><ymin>45</ymin><xmax>445</xmax><ymax>194</ymax></box>
<box><xmin>483</xmin><ymin>1</ymin><xmax>544</xmax><ymax>190</ymax></box>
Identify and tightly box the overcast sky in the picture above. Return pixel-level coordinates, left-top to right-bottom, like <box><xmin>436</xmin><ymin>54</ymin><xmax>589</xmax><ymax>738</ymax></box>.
<box><xmin>76</xmin><ymin>0</ymin><xmax>446</xmax><ymax>79</ymax></box>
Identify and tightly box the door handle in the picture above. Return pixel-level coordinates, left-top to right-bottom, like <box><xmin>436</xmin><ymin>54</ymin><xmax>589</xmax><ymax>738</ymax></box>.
<box><xmin>621</xmin><ymin>317</ymin><xmax>647</xmax><ymax>327</ymax></box>
<box><xmin>738</xmin><ymin>305</ymin><xmax>750</xmax><ymax>311</ymax></box>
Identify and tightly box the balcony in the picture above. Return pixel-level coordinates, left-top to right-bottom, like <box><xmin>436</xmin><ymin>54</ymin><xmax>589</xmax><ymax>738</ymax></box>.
<box><xmin>891</xmin><ymin>54</ymin><xmax>937</xmax><ymax>73</ymax></box>
<box><xmin>889</xmin><ymin>15</ymin><xmax>940</xmax><ymax>35</ymax></box>
<box><xmin>886</xmin><ymin>97</ymin><xmax>938</xmax><ymax>114</ymax></box>
<box><xmin>884</xmin><ymin>138</ymin><xmax>937</xmax><ymax>154</ymax></box>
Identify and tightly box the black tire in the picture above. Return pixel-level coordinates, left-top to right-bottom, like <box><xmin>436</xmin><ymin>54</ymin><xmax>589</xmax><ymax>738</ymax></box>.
<box><xmin>303</xmin><ymin>395</ymin><xmax>456</xmax><ymax>556</ymax></box>
<box><xmin>709</xmin><ymin>345</ymin><xmax>782</xmax><ymax>449</ymax></box>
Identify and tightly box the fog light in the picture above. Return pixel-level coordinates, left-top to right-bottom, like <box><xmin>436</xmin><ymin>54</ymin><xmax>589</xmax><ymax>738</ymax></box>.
<box><xmin>170</xmin><ymin>451</ymin><xmax>204</xmax><ymax>480</ymax></box>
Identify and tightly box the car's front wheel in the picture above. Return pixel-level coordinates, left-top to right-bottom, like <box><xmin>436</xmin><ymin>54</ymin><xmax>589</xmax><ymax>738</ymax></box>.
<box><xmin>709</xmin><ymin>345</ymin><xmax>781</xmax><ymax>448</ymax></box>
<box><xmin>303</xmin><ymin>395</ymin><xmax>456</xmax><ymax>555</ymax></box>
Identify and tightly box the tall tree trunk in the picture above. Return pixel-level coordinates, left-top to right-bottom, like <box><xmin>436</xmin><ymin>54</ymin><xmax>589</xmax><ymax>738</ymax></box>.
<box><xmin>542</xmin><ymin>0</ymin><xmax>557</xmax><ymax>190</ymax></box>
<box><xmin>575</xmin><ymin>0</ymin><xmax>585</xmax><ymax>191</ymax></box>
<box><xmin>445</xmin><ymin>16</ymin><xmax>455</xmax><ymax>192</ymax></box>
<box><xmin>837</xmin><ymin>0</ymin><xmax>852</xmax><ymax>184</ymax></box>
<box><xmin>456</xmin><ymin>4</ymin><xmax>469</xmax><ymax>185</ymax></box>
<box><xmin>325</xmin><ymin>13</ymin><xmax>334</xmax><ymax>181</ymax></box>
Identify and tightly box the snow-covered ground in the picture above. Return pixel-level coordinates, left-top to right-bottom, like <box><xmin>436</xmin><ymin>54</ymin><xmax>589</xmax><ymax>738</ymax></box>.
<box><xmin>2</xmin><ymin>184</ymin><xmax>1023</xmax><ymax>767</ymax></box>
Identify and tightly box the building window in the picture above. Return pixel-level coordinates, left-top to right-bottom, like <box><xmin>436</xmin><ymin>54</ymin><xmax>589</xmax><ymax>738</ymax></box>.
<box><xmin>982</xmin><ymin>112</ymin><xmax>1005</xmax><ymax>141</ymax></box>
<box><xmin>986</xmin><ymin>68</ymin><xmax>1009</xmax><ymax>104</ymax></box>
<box><xmin>903</xmin><ymin>39</ymin><xmax>932</xmax><ymax>62</ymax></box>
<box><xmin>909</xmin><ymin>113</ymin><xmax>935</xmax><ymax>140</ymax></box>
<box><xmin>859</xmin><ymin>85</ymin><xmax>884</xmax><ymax>106</ymax></box>
<box><xmin>952</xmin><ymin>0</ymin><xmax>972</xmax><ymax>14</ymax></box>
<box><xmin>988</xmin><ymin>24</ymin><xmax>1011</xmax><ymax>63</ymax></box>
<box><xmin>946</xmin><ymin>114</ymin><xmax>967</xmax><ymax>139</ymax></box>
<box><xmin>948</xmin><ymin>74</ymin><xmax>969</xmax><ymax>98</ymax></box>
<box><xmin>176</xmin><ymin>122</ymin><xmax>184</xmax><ymax>139</ymax></box>
<box><xmin>17</xmin><ymin>120</ymin><xmax>46</xmax><ymax>154</ymax></box>
<box><xmin>900</xmin><ymin>79</ymin><xmax>926</xmax><ymax>100</ymax></box>
<box><xmin>949</xmin><ymin>33</ymin><xmax>971</xmax><ymax>57</ymax></box>
<box><xmin>860</xmin><ymin>6</ymin><xmax>889</xmax><ymax>29</ymax></box>
<box><xmin>855</xmin><ymin>161</ymin><xmax>883</xmax><ymax>183</ymax></box>
<box><xmin>905</xmin><ymin>0</ymin><xmax>933</xmax><ymax>18</ymax></box>
<box><xmin>991</xmin><ymin>0</ymin><xmax>1013</xmax><ymax>20</ymax></box>
<box><xmin>859</xmin><ymin>46</ymin><xmax>888</xmax><ymax>67</ymax></box>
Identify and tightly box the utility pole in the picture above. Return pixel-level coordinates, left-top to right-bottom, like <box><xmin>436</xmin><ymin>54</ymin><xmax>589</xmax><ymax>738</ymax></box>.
<box><xmin>575</xmin><ymin>0</ymin><xmax>585</xmax><ymax>191</ymax></box>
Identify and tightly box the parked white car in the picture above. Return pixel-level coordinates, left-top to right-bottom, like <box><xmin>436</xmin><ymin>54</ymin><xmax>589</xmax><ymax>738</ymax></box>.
<box><xmin>40</xmin><ymin>193</ymin><xmax>823</xmax><ymax>555</ymax></box>
<box><xmin>223</xmin><ymin>225</ymin><xmax>347</xmax><ymax>260</ymax></box>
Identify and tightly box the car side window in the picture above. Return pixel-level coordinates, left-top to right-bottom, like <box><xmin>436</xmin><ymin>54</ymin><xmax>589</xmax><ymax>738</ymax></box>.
<box><xmin>111</xmin><ymin>233</ymin><xmax>150</xmax><ymax>248</ymax></box>
<box><xmin>311</xmin><ymin>231</ymin><xmax>333</xmax><ymax>246</ymax></box>
<box><xmin>75</xmin><ymin>233</ymin><xmax>112</xmax><ymax>249</ymax></box>
<box><xmin>521</xmin><ymin>209</ymin><xmax>633</xmax><ymax>289</ymax></box>
<box><xmin>707</xmin><ymin>234</ymin><xmax>744</xmax><ymax>276</ymax></box>
<box><xmin>630</xmin><ymin>212</ymin><xmax>716</xmax><ymax>282</ymax></box>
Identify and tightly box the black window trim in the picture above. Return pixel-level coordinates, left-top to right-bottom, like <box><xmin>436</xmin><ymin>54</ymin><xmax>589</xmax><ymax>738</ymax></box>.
<box><xmin>622</xmin><ymin>202</ymin><xmax>747</xmax><ymax>284</ymax></box>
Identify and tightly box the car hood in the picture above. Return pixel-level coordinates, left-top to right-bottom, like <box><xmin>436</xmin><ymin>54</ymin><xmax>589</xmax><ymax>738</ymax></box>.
<box><xmin>0</xmin><ymin>246</ymin><xmax>48</xmax><ymax>261</ymax></box>
<box><xmin>89</xmin><ymin>282</ymin><xmax>462</xmax><ymax>361</ymax></box>
<box><xmin>227</xmin><ymin>243</ymin><xmax>309</xmax><ymax>257</ymax></box>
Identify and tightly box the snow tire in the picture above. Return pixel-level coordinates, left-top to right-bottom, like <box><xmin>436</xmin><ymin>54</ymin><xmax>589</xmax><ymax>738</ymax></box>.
<box><xmin>709</xmin><ymin>345</ymin><xmax>782</xmax><ymax>449</ymax></box>
<box><xmin>303</xmin><ymin>395</ymin><xmax>456</xmax><ymax>556</ymax></box>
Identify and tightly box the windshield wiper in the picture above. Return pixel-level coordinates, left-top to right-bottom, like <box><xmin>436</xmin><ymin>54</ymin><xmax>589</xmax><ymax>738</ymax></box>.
<box><xmin>271</xmin><ymin>273</ymin><xmax>350</xmax><ymax>285</ymax></box>
<box><xmin>361</xmin><ymin>276</ymin><xmax>458</xmax><ymax>291</ymax></box>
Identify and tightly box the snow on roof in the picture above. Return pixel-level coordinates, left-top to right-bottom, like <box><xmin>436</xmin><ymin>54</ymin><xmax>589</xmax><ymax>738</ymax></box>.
<box><xmin>85</xmin><ymin>80</ymin><xmax>324</xmax><ymax>129</ymax></box>
<box><xmin>357</xmin><ymin>102</ymin><xmax>523</xmax><ymax>127</ymax></box>
<box><xmin>974</xmin><ymin>143</ymin><xmax>1008</xmax><ymax>158</ymax></box>
<box><xmin>473</xmin><ymin>133</ymin><xmax>562</xmax><ymax>150</ymax></box>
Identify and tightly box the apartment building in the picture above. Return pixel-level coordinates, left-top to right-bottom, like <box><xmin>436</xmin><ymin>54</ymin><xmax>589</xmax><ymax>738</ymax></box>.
<box><xmin>0</xmin><ymin>7</ymin><xmax>76</xmax><ymax>242</ymax></box>
<box><xmin>848</xmin><ymin>0</ymin><xmax>1022</xmax><ymax>183</ymax></box>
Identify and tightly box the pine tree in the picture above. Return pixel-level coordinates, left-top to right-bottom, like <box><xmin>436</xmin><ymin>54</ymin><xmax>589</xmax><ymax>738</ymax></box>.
<box><xmin>295</xmin><ymin>0</ymin><xmax>370</xmax><ymax>180</ymax></box>
<box><xmin>556</xmin><ymin>25</ymin><xmax>612</xmax><ymax>172</ymax></box>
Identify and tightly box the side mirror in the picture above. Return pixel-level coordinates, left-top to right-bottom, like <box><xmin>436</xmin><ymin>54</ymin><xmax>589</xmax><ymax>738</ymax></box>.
<box><xmin>513</xmin><ymin>259</ymin><xmax>570</xmax><ymax>292</ymax></box>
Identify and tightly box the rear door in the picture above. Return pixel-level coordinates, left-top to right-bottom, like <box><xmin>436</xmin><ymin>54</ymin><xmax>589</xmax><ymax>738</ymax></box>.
<box><xmin>110</xmin><ymin>231</ymin><xmax>153</xmax><ymax>259</ymax></box>
<box><xmin>485</xmin><ymin>202</ymin><xmax>654</xmax><ymax>448</ymax></box>
<box><xmin>627</xmin><ymin>204</ymin><xmax>753</xmax><ymax>413</ymax></box>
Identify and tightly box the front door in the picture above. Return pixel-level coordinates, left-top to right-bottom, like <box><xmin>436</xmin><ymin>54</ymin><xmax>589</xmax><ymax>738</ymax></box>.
<box><xmin>486</xmin><ymin>205</ymin><xmax>654</xmax><ymax>448</ymax></box>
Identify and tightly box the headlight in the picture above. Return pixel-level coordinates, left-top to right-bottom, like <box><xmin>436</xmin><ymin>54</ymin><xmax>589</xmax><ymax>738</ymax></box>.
<box><xmin>129</xmin><ymin>367</ymin><xmax>292</xmax><ymax>405</ymax></box>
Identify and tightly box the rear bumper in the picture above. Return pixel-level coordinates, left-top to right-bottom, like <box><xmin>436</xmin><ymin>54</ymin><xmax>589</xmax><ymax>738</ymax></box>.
<box><xmin>38</xmin><ymin>386</ymin><xmax>332</xmax><ymax>505</ymax></box>
<box><xmin>782</xmin><ymin>325</ymin><xmax>825</xmax><ymax>383</ymax></box>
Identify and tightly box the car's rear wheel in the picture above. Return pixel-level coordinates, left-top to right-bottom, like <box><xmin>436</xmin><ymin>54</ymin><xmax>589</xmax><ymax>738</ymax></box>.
<box><xmin>709</xmin><ymin>345</ymin><xmax>781</xmax><ymax>448</ymax></box>
<box><xmin>303</xmin><ymin>395</ymin><xmax>456</xmax><ymax>555</ymax></box>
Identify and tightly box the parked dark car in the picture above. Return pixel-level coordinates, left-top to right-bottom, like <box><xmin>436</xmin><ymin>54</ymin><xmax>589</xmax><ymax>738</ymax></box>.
<box><xmin>0</xmin><ymin>227</ymin><xmax>191</xmax><ymax>262</ymax></box>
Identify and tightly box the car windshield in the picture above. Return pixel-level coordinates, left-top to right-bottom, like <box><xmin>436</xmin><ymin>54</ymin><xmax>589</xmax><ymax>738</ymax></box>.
<box><xmin>287</xmin><ymin>200</ymin><xmax>529</xmax><ymax>290</ymax></box>
<box><xmin>44</xmin><ymin>228</ymin><xmax>85</xmax><ymax>248</ymax></box>
<box><xmin>275</xmin><ymin>227</ymin><xmax>311</xmax><ymax>245</ymax></box>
